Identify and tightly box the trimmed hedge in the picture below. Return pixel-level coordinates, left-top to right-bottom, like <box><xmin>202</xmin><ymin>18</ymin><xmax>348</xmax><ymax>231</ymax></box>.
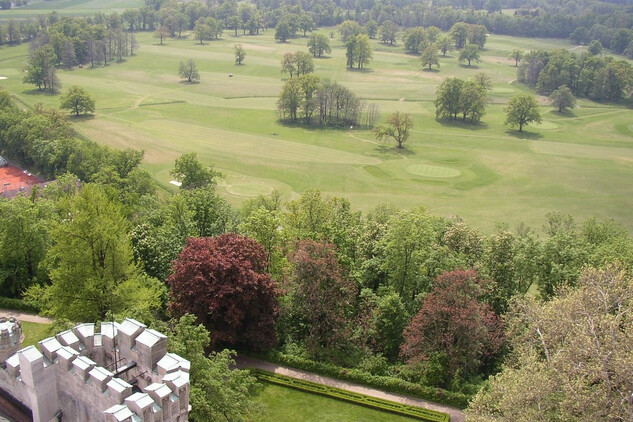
<box><xmin>254</xmin><ymin>351</ymin><xmax>470</xmax><ymax>409</ymax></box>
<box><xmin>253</xmin><ymin>369</ymin><xmax>451</xmax><ymax>422</ymax></box>
<box><xmin>0</xmin><ymin>297</ymin><xmax>40</xmax><ymax>313</ymax></box>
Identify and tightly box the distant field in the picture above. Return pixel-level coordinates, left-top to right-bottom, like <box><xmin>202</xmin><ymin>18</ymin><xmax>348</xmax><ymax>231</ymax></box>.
<box><xmin>0</xmin><ymin>0</ymin><xmax>143</xmax><ymax>21</ymax></box>
<box><xmin>0</xmin><ymin>26</ymin><xmax>632</xmax><ymax>231</ymax></box>
<box><xmin>255</xmin><ymin>382</ymin><xmax>419</xmax><ymax>422</ymax></box>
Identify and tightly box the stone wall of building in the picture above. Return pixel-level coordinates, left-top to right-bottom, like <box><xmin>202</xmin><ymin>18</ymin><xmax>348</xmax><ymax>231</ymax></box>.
<box><xmin>0</xmin><ymin>318</ymin><xmax>190</xmax><ymax>422</ymax></box>
<box><xmin>0</xmin><ymin>317</ymin><xmax>22</xmax><ymax>363</ymax></box>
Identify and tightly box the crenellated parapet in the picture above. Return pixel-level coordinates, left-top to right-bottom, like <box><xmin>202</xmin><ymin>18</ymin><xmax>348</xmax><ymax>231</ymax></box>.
<box><xmin>0</xmin><ymin>318</ymin><xmax>190</xmax><ymax>422</ymax></box>
<box><xmin>0</xmin><ymin>317</ymin><xmax>22</xmax><ymax>362</ymax></box>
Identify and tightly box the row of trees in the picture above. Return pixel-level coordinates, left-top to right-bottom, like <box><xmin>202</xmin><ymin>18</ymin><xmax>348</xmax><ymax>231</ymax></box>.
<box><xmin>435</xmin><ymin>76</ymin><xmax>489</xmax><ymax>122</ymax></box>
<box><xmin>518</xmin><ymin>49</ymin><xmax>633</xmax><ymax>102</ymax></box>
<box><xmin>277</xmin><ymin>75</ymin><xmax>378</xmax><ymax>127</ymax></box>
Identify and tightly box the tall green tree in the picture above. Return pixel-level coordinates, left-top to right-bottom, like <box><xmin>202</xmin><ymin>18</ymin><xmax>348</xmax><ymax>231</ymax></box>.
<box><xmin>458</xmin><ymin>43</ymin><xmax>481</xmax><ymax>67</ymax></box>
<box><xmin>549</xmin><ymin>85</ymin><xmax>576</xmax><ymax>112</ymax></box>
<box><xmin>234</xmin><ymin>44</ymin><xmax>246</xmax><ymax>64</ymax></box>
<box><xmin>347</xmin><ymin>34</ymin><xmax>372</xmax><ymax>69</ymax></box>
<box><xmin>420</xmin><ymin>44</ymin><xmax>440</xmax><ymax>70</ymax></box>
<box><xmin>378</xmin><ymin>21</ymin><xmax>397</xmax><ymax>45</ymax></box>
<box><xmin>23</xmin><ymin>45</ymin><xmax>58</xmax><ymax>92</ymax></box>
<box><xmin>275</xmin><ymin>21</ymin><xmax>291</xmax><ymax>42</ymax></box>
<box><xmin>505</xmin><ymin>93</ymin><xmax>542</xmax><ymax>132</ymax></box>
<box><xmin>509</xmin><ymin>49</ymin><xmax>523</xmax><ymax>66</ymax></box>
<box><xmin>373</xmin><ymin>111</ymin><xmax>413</xmax><ymax>149</ymax></box>
<box><xmin>438</xmin><ymin>35</ymin><xmax>452</xmax><ymax>57</ymax></box>
<box><xmin>26</xmin><ymin>184</ymin><xmax>165</xmax><ymax>322</ymax></box>
<box><xmin>380</xmin><ymin>207</ymin><xmax>437</xmax><ymax>305</ymax></box>
<box><xmin>338</xmin><ymin>20</ymin><xmax>363</xmax><ymax>42</ymax></box>
<box><xmin>307</xmin><ymin>33</ymin><xmax>331</xmax><ymax>57</ymax></box>
<box><xmin>0</xmin><ymin>197</ymin><xmax>52</xmax><ymax>297</ymax></box>
<box><xmin>170</xmin><ymin>152</ymin><xmax>221</xmax><ymax>190</ymax></box>
<box><xmin>169</xmin><ymin>314</ymin><xmax>263</xmax><ymax>422</ymax></box>
<box><xmin>459</xmin><ymin>81</ymin><xmax>487</xmax><ymax>122</ymax></box>
<box><xmin>178</xmin><ymin>58</ymin><xmax>200</xmax><ymax>83</ymax></box>
<box><xmin>59</xmin><ymin>85</ymin><xmax>95</xmax><ymax>116</ymax></box>
<box><xmin>435</xmin><ymin>77</ymin><xmax>465</xmax><ymax>121</ymax></box>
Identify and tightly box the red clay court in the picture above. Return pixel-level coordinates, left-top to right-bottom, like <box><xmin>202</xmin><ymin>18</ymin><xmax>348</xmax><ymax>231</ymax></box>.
<box><xmin>0</xmin><ymin>165</ymin><xmax>43</xmax><ymax>195</ymax></box>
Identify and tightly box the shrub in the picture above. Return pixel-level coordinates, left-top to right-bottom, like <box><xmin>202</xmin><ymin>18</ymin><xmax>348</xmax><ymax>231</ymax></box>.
<box><xmin>0</xmin><ymin>296</ymin><xmax>40</xmax><ymax>313</ymax></box>
<box><xmin>252</xmin><ymin>351</ymin><xmax>471</xmax><ymax>408</ymax></box>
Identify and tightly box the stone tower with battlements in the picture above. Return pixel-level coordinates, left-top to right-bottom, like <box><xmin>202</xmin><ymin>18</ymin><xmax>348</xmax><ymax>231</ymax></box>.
<box><xmin>0</xmin><ymin>318</ymin><xmax>190</xmax><ymax>422</ymax></box>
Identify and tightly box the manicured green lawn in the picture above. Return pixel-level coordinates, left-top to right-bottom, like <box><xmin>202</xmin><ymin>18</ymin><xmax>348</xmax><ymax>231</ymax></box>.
<box><xmin>254</xmin><ymin>382</ymin><xmax>419</xmax><ymax>422</ymax></box>
<box><xmin>20</xmin><ymin>321</ymin><xmax>53</xmax><ymax>348</ymax></box>
<box><xmin>1</xmin><ymin>27</ymin><xmax>632</xmax><ymax>231</ymax></box>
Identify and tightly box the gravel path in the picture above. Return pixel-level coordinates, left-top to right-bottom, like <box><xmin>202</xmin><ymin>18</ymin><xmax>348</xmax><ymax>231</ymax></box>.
<box><xmin>0</xmin><ymin>309</ymin><xmax>53</xmax><ymax>324</ymax></box>
<box><xmin>235</xmin><ymin>355</ymin><xmax>465</xmax><ymax>422</ymax></box>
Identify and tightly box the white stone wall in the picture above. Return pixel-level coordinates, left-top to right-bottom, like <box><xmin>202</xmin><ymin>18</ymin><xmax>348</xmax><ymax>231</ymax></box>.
<box><xmin>0</xmin><ymin>318</ymin><xmax>190</xmax><ymax>422</ymax></box>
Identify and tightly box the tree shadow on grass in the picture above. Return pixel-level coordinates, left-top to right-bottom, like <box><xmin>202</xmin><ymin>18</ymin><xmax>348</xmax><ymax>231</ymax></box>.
<box><xmin>346</xmin><ymin>67</ymin><xmax>374</xmax><ymax>73</ymax></box>
<box><xmin>437</xmin><ymin>119</ymin><xmax>490</xmax><ymax>131</ymax></box>
<box><xmin>459</xmin><ymin>64</ymin><xmax>480</xmax><ymax>69</ymax></box>
<box><xmin>506</xmin><ymin>129</ymin><xmax>544</xmax><ymax>140</ymax></box>
<box><xmin>69</xmin><ymin>114</ymin><xmax>96</xmax><ymax>121</ymax></box>
<box><xmin>178</xmin><ymin>80</ymin><xmax>200</xmax><ymax>84</ymax></box>
<box><xmin>422</xmin><ymin>67</ymin><xmax>441</xmax><ymax>73</ymax></box>
<box><xmin>375</xmin><ymin>144</ymin><xmax>415</xmax><ymax>157</ymax></box>
<box><xmin>547</xmin><ymin>109</ymin><xmax>576</xmax><ymax>118</ymax></box>
<box><xmin>22</xmin><ymin>88</ymin><xmax>58</xmax><ymax>97</ymax></box>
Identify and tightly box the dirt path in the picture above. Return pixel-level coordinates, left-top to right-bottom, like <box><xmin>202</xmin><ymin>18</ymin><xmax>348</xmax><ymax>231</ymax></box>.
<box><xmin>235</xmin><ymin>356</ymin><xmax>465</xmax><ymax>422</ymax></box>
<box><xmin>0</xmin><ymin>309</ymin><xmax>53</xmax><ymax>324</ymax></box>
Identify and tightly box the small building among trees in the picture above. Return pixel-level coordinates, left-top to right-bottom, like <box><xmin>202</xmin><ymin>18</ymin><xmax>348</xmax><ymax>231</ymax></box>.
<box><xmin>0</xmin><ymin>156</ymin><xmax>8</xmax><ymax>168</ymax></box>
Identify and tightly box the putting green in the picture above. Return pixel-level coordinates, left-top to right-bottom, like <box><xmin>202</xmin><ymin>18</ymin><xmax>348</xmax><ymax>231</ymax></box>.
<box><xmin>406</xmin><ymin>164</ymin><xmax>461</xmax><ymax>178</ymax></box>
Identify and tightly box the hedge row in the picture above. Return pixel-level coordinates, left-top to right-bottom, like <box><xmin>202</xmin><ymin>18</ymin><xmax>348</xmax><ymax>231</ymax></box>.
<box><xmin>255</xmin><ymin>351</ymin><xmax>470</xmax><ymax>409</ymax></box>
<box><xmin>0</xmin><ymin>297</ymin><xmax>40</xmax><ymax>313</ymax></box>
<box><xmin>253</xmin><ymin>369</ymin><xmax>451</xmax><ymax>422</ymax></box>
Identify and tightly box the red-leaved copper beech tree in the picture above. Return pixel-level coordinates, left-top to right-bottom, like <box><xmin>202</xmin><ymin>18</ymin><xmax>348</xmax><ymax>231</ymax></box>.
<box><xmin>400</xmin><ymin>269</ymin><xmax>505</xmax><ymax>387</ymax></box>
<box><xmin>167</xmin><ymin>233</ymin><xmax>279</xmax><ymax>351</ymax></box>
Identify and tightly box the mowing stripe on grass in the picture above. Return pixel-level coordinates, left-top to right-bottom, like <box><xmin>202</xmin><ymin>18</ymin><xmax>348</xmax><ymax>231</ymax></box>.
<box><xmin>252</xmin><ymin>369</ymin><xmax>451</xmax><ymax>422</ymax></box>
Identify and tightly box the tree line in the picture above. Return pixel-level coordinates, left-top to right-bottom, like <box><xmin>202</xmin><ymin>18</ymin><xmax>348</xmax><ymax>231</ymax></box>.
<box><xmin>3</xmin><ymin>0</ymin><xmax>633</xmax><ymax>62</ymax></box>
<box><xmin>517</xmin><ymin>48</ymin><xmax>633</xmax><ymax>102</ymax></box>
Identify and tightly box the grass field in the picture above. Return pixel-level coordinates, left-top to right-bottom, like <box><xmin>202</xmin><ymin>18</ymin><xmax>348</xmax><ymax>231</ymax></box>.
<box><xmin>0</xmin><ymin>0</ymin><xmax>143</xmax><ymax>21</ymax></box>
<box><xmin>254</xmin><ymin>382</ymin><xmax>420</xmax><ymax>422</ymax></box>
<box><xmin>0</xmin><ymin>25</ymin><xmax>632</xmax><ymax>231</ymax></box>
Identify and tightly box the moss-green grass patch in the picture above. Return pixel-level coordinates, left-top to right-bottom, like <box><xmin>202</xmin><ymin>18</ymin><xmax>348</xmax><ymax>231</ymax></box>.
<box><xmin>406</xmin><ymin>164</ymin><xmax>461</xmax><ymax>178</ymax></box>
<box><xmin>531</xmin><ymin>120</ymin><xmax>560</xmax><ymax>130</ymax></box>
<box><xmin>20</xmin><ymin>321</ymin><xmax>53</xmax><ymax>348</ymax></box>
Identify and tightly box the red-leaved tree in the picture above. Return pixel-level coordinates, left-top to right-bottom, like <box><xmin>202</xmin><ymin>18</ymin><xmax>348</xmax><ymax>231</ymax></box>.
<box><xmin>287</xmin><ymin>240</ymin><xmax>358</xmax><ymax>357</ymax></box>
<box><xmin>168</xmin><ymin>233</ymin><xmax>279</xmax><ymax>351</ymax></box>
<box><xmin>400</xmin><ymin>269</ymin><xmax>504</xmax><ymax>385</ymax></box>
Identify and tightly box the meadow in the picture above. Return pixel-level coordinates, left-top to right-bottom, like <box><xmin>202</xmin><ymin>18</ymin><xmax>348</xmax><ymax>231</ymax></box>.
<box><xmin>0</xmin><ymin>24</ymin><xmax>632</xmax><ymax>231</ymax></box>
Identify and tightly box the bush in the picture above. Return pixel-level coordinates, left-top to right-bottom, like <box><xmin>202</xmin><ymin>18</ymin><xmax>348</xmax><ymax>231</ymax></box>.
<box><xmin>253</xmin><ymin>369</ymin><xmax>451</xmax><ymax>422</ymax></box>
<box><xmin>0</xmin><ymin>296</ymin><xmax>40</xmax><ymax>313</ymax></box>
<box><xmin>252</xmin><ymin>351</ymin><xmax>471</xmax><ymax>408</ymax></box>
